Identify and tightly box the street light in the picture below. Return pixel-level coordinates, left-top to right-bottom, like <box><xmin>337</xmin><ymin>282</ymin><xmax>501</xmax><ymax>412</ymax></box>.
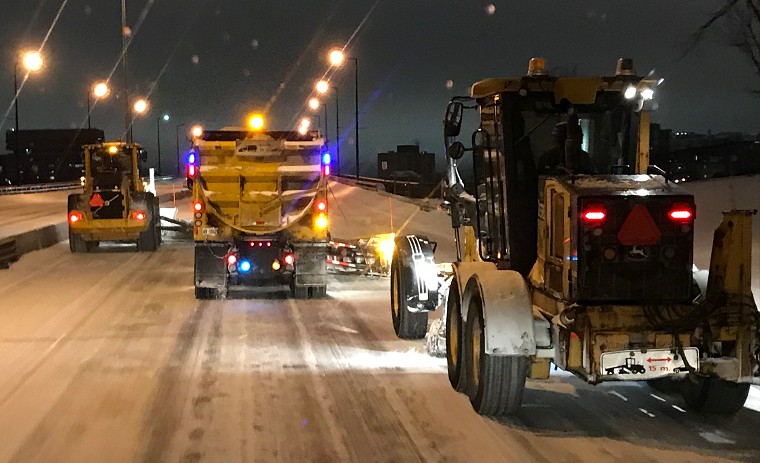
<box><xmin>315</xmin><ymin>80</ymin><xmax>329</xmax><ymax>94</ymax></box>
<box><xmin>13</xmin><ymin>50</ymin><xmax>44</xmax><ymax>184</ymax></box>
<box><xmin>308</xmin><ymin>97</ymin><xmax>320</xmax><ymax>110</ymax></box>
<box><xmin>133</xmin><ymin>98</ymin><xmax>149</xmax><ymax>114</ymax></box>
<box><xmin>176</xmin><ymin>122</ymin><xmax>186</xmax><ymax>177</ymax></box>
<box><xmin>87</xmin><ymin>81</ymin><xmax>110</xmax><ymax>129</ymax></box>
<box><xmin>327</xmin><ymin>48</ymin><xmax>359</xmax><ymax>179</ymax></box>
<box><xmin>156</xmin><ymin>113</ymin><xmax>169</xmax><ymax>175</ymax></box>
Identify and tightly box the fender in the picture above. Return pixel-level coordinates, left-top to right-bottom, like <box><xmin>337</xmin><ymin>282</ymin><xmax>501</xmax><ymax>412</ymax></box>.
<box><xmin>465</xmin><ymin>269</ymin><xmax>536</xmax><ymax>356</ymax></box>
<box><xmin>451</xmin><ymin>261</ymin><xmax>497</xmax><ymax>322</ymax></box>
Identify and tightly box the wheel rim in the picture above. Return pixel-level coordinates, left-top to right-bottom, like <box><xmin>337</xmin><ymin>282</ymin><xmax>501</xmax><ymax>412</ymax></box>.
<box><xmin>391</xmin><ymin>262</ymin><xmax>400</xmax><ymax>317</ymax></box>
<box><xmin>448</xmin><ymin>299</ymin><xmax>459</xmax><ymax>366</ymax></box>
<box><xmin>471</xmin><ymin>306</ymin><xmax>482</xmax><ymax>388</ymax></box>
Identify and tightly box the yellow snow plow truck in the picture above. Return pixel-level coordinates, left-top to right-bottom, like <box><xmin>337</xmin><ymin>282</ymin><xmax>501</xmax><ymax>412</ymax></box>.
<box><xmin>67</xmin><ymin>142</ymin><xmax>160</xmax><ymax>252</ymax></box>
<box><xmin>390</xmin><ymin>58</ymin><xmax>759</xmax><ymax>416</ymax></box>
<box><xmin>191</xmin><ymin>125</ymin><xmax>330</xmax><ymax>299</ymax></box>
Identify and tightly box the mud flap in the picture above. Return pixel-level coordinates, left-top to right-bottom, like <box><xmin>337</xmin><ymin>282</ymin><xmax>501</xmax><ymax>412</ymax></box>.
<box><xmin>194</xmin><ymin>242</ymin><xmax>227</xmax><ymax>289</ymax></box>
<box><xmin>294</xmin><ymin>242</ymin><xmax>327</xmax><ymax>287</ymax></box>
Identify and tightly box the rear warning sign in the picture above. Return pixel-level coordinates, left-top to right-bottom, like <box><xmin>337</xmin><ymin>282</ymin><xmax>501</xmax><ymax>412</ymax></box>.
<box><xmin>600</xmin><ymin>347</ymin><xmax>699</xmax><ymax>380</ymax></box>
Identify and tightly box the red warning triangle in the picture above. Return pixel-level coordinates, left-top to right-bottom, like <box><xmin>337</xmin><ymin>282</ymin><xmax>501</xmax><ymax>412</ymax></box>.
<box><xmin>617</xmin><ymin>204</ymin><xmax>661</xmax><ymax>246</ymax></box>
<box><xmin>89</xmin><ymin>193</ymin><xmax>105</xmax><ymax>208</ymax></box>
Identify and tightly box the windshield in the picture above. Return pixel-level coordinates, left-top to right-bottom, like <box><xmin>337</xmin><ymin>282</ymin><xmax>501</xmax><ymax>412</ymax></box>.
<box><xmin>90</xmin><ymin>147</ymin><xmax>133</xmax><ymax>189</ymax></box>
<box><xmin>511</xmin><ymin>92</ymin><xmax>637</xmax><ymax>175</ymax></box>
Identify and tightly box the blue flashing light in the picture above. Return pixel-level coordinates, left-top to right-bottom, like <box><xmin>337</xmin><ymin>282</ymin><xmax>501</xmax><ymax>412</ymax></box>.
<box><xmin>322</xmin><ymin>152</ymin><xmax>331</xmax><ymax>165</ymax></box>
<box><xmin>187</xmin><ymin>152</ymin><xmax>196</xmax><ymax>164</ymax></box>
<box><xmin>238</xmin><ymin>260</ymin><xmax>252</xmax><ymax>273</ymax></box>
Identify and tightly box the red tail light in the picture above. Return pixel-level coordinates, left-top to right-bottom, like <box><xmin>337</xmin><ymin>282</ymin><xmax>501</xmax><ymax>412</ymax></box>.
<box><xmin>68</xmin><ymin>211</ymin><xmax>84</xmax><ymax>223</ymax></box>
<box><xmin>226</xmin><ymin>254</ymin><xmax>237</xmax><ymax>265</ymax></box>
<box><xmin>323</xmin><ymin>165</ymin><xmax>331</xmax><ymax>176</ymax></box>
<box><xmin>668</xmin><ymin>204</ymin><xmax>694</xmax><ymax>222</ymax></box>
<box><xmin>284</xmin><ymin>254</ymin><xmax>295</xmax><ymax>265</ymax></box>
<box><xmin>582</xmin><ymin>205</ymin><xmax>606</xmax><ymax>224</ymax></box>
<box><xmin>193</xmin><ymin>201</ymin><xmax>204</xmax><ymax>212</ymax></box>
<box><xmin>187</xmin><ymin>165</ymin><xmax>196</xmax><ymax>177</ymax></box>
<box><xmin>130</xmin><ymin>211</ymin><xmax>146</xmax><ymax>221</ymax></box>
<box><xmin>316</xmin><ymin>200</ymin><xmax>327</xmax><ymax>212</ymax></box>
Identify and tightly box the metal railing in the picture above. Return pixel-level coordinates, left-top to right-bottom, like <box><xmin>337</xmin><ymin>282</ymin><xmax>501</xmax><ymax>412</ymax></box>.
<box><xmin>0</xmin><ymin>181</ymin><xmax>80</xmax><ymax>195</ymax></box>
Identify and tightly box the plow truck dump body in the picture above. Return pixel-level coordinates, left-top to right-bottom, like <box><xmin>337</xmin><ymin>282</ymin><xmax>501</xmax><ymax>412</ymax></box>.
<box><xmin>191</xmin><ymin>128</ymin><xmax>330</xmax><ymax>299</ymax></box>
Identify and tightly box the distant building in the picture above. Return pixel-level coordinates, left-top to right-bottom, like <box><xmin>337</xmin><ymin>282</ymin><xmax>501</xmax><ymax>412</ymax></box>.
<box><xmin>650</xmin><ymin>126</ymin><xmax>760</xmax><ymax>182</ymax></box>
<box><xmin>1</xmin><ymin>128</ymin><xmax>104</xmax><ymax>185</ymax></box>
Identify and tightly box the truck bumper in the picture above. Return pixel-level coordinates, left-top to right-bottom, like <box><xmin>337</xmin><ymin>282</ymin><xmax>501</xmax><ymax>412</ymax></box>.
<box><xmin>70</xmin><ymin>218</ymin><xmax>148</xmax><ymax>241</ymax></box>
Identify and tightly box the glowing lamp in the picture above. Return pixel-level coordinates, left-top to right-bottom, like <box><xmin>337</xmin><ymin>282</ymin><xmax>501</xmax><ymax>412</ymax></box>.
<box><xmin>315</xmin><ymin>213</ymin><xmax>328</xmax><ymax>230</ymax></box>
<box><xmin>668</xmin><ymin>204</ymin><xmax>693</xmax><ymax>222</ymax></box>
<box><xmin>582</xmin><ymin>205</ymin><xmax>607</xmax><ymax>224</ymax></box>
<box><xmin>238</xmin><ymin>260</ymin><xmax>252</xmax><ymax>273</ymax></box>
<box><xmin>68</xmin><ymin>211</ymin><xmax>84</xmax><ymax>223</ymax></box>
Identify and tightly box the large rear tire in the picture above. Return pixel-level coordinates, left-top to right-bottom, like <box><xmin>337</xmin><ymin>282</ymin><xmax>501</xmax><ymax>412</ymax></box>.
<box><xmin>464</xmin><ymin>291</ymin><xmax>528</xmax><ymax>416</ymax></box>
<box><xmin>446</xmin><ymin>280</ymin><xmax>466</xmax><ymax>391</ymax></box>
<box><xmin>194</xmin><ymin>287</ymin><xmax>216</xmax><ymax>300</ymax></box>
<box><xmin>137</xmin><ymin>215</ymin><xmax>158</xmax><ymax>252</ymax></box>
<box><xmin>681</xmin><ymin>375</ymin><xmax>750</xmax><ymax>415</ymax></box>
<box><xmin>390</xmin><ymin>254</ymin><xmax>428</xmax><ymax>339</ymax></box>
<box><xmin>69</xmin><ymin>228</ymin><xmax>94</xmax><ymax>253</ymax></box>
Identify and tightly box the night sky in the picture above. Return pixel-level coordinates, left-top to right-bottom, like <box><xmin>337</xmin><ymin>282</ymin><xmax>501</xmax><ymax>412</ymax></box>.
<box><xmin>1</xmin><ymin>0</ymin><xmax>757</xmax><ymax>175</ymax></box>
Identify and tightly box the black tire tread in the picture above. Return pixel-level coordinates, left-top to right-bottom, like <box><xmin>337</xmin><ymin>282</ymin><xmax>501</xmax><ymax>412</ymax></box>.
<box><xmin>681</xmin><ymin>376</ymin><xmax>750</xmax><ymax>415</ymax></box>
<box><xmin>391</xmin><ymin>258</ymin><xmax>428</xmax><ymax>339</ymax></box>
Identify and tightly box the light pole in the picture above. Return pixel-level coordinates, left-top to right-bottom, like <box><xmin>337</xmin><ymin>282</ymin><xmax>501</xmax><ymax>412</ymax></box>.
<box><xmin>88</xmin><ymin>81</ymin><xmax>110</xmax><ymax>129</ymax></box>
<box><xmin>308</xmin><ymin>97</ymin><xmax>329</xmax><ymax>145</ymax></box>
<box><xmin>176</xmin><ymin>123</ymin><xmax>186</xmax><ymax>177</ymax></box>
<box><xmin>328</xmin><ymin>49</ymin><xmax>359</xmax><ymax>179</ymax></box>
<box><xmin>315</xmin><ymin>80</ymin><xmax>339</xmax><ymax>175</ymax></box>
<box><xmin>156</xmin><ymin>113</ymin><xmax>169</xmax><ymax>175</ymax></box>
<box><xmin>13</xmin><ymin>50</ymin><xmax>43</xmax><ymax>184</ymax></box>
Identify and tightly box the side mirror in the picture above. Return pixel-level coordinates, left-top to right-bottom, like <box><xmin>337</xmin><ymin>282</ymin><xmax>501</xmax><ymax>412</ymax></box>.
<box><xmin>446</xmin><ymin>141</ymin><xmax>466</xmax><ymax>160</ymax></box>
<box><xmin>444</xmin><ymin>101</ymin><xmax>464</xmax><ymax>137</ymax></box>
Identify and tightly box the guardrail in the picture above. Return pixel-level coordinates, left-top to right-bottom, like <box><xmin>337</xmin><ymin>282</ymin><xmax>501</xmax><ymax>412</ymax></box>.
<box><xmin>0</xmin><ymin>180</ymin><xmax>80</xmax><ymax>195</ymax></box>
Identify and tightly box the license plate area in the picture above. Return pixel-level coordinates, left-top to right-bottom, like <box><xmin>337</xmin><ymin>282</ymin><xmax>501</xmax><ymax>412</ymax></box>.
<box><xmin>202</xmin><ymin>227</ymin><xmax>218</xmax><ymax>237</ymax></box>
<box><xmin>600</xmin><ymin>347</ymin><xmax>699</xmax><ymax>380</ymax></box>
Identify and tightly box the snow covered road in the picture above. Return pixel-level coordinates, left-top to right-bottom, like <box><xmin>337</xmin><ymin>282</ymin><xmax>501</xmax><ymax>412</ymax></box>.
<box><xmin>0</xmin><ymin>178</ymin><xmax>757</xmax><ymax>462</ymax></box>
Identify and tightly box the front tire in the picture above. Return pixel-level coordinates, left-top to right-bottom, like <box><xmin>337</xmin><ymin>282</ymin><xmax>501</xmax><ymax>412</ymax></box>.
<box><xmin>390</xmin><ymin>254</ymin><xmax>428</xmax><ymax>339</ymax></box>
<box><xmin>464</xmin><ymin>291</ymin><xmax>528</xmax><ymax>416</ymax></box>
<box><xmin>446</xmin><ymin>280</ymin><xmax>466</xmax><ymax>391</ymax></box>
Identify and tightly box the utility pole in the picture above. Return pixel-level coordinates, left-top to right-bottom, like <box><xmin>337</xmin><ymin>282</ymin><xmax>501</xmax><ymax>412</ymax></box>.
<box><xmin>121</xmin><ymin>0</ymin><xmax>131</xmax><ymax>142</ymax></box>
